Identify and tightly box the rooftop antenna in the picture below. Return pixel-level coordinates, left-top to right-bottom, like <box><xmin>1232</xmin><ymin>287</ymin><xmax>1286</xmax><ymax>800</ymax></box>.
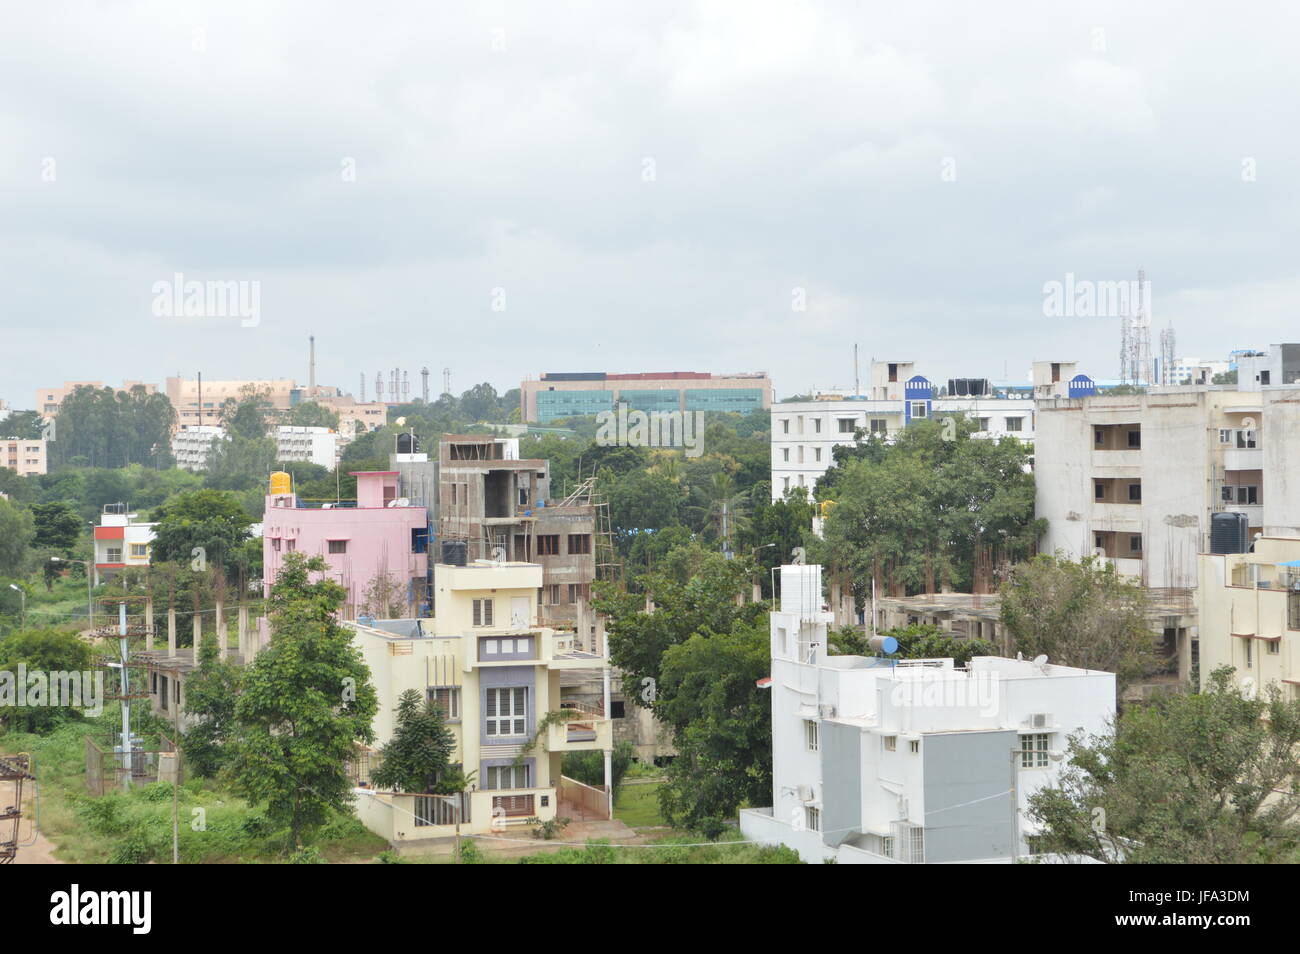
<box><xmin>421</xmin><ymin>367</ymin><xmax>430</xmax><ymax>403</ymax></box>
<box><xmin>359</xmin><ymin>372</ymin><xmax>366</xmax><ymax>402</ymax></box>
<box><xmin>853</xmin><ymin>343</ymin><xmax>860</xmax><ymax>397</ymax></box>
<box><xmin>308</xmin><ymin>335</ymin><xmax>316</xmax><ymax>396</ymax></box>
<box><xmin>442</xmin><ymin>367</ymin><xmax>451</xmax><ymax>397</ymax></box>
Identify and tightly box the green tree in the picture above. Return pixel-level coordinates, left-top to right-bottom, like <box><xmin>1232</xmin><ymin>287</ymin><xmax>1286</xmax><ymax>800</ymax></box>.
<box><xmin>230</xmin><ymin>553</ymin><xmax>378</xmax><ymax>849</ymax></box>
<box><xmin>656</xmin><ymin>621</ymin><xmax>772</xmax><ymax>833</ymax></box>
<box><xmin>369</xmin><ymin>689</ymin><xmax>455</xmax><ymax>794</ymax></box>
<box><xmin>0</xmin><ymin>497</ymin><xmax>35</xmax><ymax>577</ymax></box>
<box><xmin>0</xmin><ymin>627</ymin><xmax>94</xmax><ymax>732</ymax></box>
<box><xmin>149</xmin><ymin>489</ymin><xmax>255</xmax><ymax>576</ymax></box>
<box><xmin>0</xmin><ymin>410</ymin><xmax>43</xmax><ymax>439</ymax></box>
<box><xmin>827</xmin><ymin>622</ymin><xmax>999</xmax><ymax>666</ymax></box>
<box><xmin>1000</xmin><ymin>553</ymin><xmax>1155</xmax><ymax>696</ymax></box>
<box><xmin>287</xmin><ymin>402</ymin><xmax>341</xmax><ymax>430</ymax></box>
<box><xmin>181</xmin><ymin>632</ymin><xmax>244</xmax><ymax>777</ymax></box>
<box><xmin>31</xmin><ymin>500</ymin><xmax>82</xmax><ymax>551</ymax></box>
<box><xmin>819</xmin><ymin>415</ymin><xmax>1041</xmax><ymax>597</ymax></box>
<box><xmin>50</xmin><ymin>384</ymin><xmax>174</xmax><ymax>469</ymax></box>
<box><xmin>1027</xmin><ymin>668</ymin><xmax>1300</xmax><ymax>863</ymax></box>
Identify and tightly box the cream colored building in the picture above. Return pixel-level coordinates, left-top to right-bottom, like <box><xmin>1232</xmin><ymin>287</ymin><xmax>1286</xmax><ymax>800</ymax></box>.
<box><xmin>0</xmin><ymin>438</ymin><xmax>47</xmax><ymax>476</ymax></box>
<box><xmin>165</xmin><ymin>376</ymin><xmax>299</xmax><ymax>428</ymax></box>
<box><xmin>1198</xmin><ymin>537</ymin><xmax>1300</xmax><ymax>701</ymax></box>
<box><xmin>349</xmin><ymin>560</ymin><xmax>613</xmax><ymax>848</ymax></box>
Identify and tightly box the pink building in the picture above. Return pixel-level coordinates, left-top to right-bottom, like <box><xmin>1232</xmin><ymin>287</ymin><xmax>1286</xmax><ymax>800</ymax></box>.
<box><xmin>262</xmin><ymin>471</ymin><xmax>430</xmax><ymax>621</ymax></box>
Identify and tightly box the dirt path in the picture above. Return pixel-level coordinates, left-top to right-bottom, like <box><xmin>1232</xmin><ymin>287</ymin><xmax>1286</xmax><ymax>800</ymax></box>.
<box><xmin>10</xmin><ymin>784</ymin><xmax>61</xmax><ymax>864</ymax></box>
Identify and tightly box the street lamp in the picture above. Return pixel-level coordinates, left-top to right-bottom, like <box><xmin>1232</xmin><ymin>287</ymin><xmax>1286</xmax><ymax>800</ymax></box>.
<box><xmin>1009</xmin><ymin>745</ymin><xmax>1065</xmax><ymax>863</ymax></box>
<box><xmin>7</xmin><ymin>583</ymin><xmax>25</xmax><ymax>629</ymax></box>
<box><xmin>50</xmin><ymin>557</ymin><xmax>93</xmax><ymax>629</ymax></box>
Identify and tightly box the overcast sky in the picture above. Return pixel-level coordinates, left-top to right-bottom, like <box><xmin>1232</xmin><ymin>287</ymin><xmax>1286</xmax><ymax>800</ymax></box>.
<box><xmin>4</xmin><ymin>1</ymin><xmax>1299</xmax><ymax>404</ymax></box>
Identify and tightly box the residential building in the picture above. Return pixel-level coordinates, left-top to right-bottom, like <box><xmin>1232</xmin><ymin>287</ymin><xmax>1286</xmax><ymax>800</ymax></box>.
<box><xmin>348</xmin><ymin>559</ymin><xmax>613</xmax><ymax>847</ymax></box>
<box><xmin>770</xmin><ymin>360</ymin><xmax>1041</xmax><ymax>500</ymax></box>
<box><xmin>1036</xmin><ymin>380</ymin><xmax>1300</xmax><ymax>588</ymax></box>
<box><xmin>165</xmin><ymin>376</ymin><xmax>298</xmax><ymax>428</ymax></box>
<box><xmin>93</xmin><ymin>504</ymin><xmax>156</xmax><ymax>585</ymax></box>
<box><xmin>1169</xmin><ymin>356</ymin><xmax>1231</xmax><ymax>386</ymax></box>
<box><xmin>521</xmin><ymin>370</ymin><xmax>772</xmax><ymax>424</ymax></box>
<box><xmin>438</xmin><ymin>435</ymin><xmax>599</xmax><ymax>636</ymax></box>
<box><xmin>739</xmin><ymin>564</ymin><xmax>1116</xmax><ymax>863</ymax></box>
<box><xmin>0</xmin><ymin>437</ymin><xmax>48</xmax><ymax>476</ymax></box>
<box><xmin>274</xmin><ymin>425</ymin><xmax>337</xmax><ymax>468</ymax></box>
<box><xmin>315</xmin><ymin>394</ymin><xmax>387</xmax><ymax>452</ymax></box>
<box><xmin>261</xmin><ymin>470</ymin><xmax>431</xmax><ymax>623</ymax></box>
<box><xmin>1198</xmin><ymin>536</ymin><xmax>1300</xmax><ymax>701</ymax></box>
<box><xmin>35</xmin><ymin>380</ymin><xmax>157</xmax><ymax>419</ymax></box>
<box><xmin>171</xmin><ymin>425</ymin><xmax>226</xmax><ymax>471</ymax></box>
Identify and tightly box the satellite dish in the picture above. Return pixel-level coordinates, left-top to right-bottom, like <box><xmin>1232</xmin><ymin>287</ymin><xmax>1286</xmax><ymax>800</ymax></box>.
<box><xmin>396</xmin><ymin>497</ymin><xmax>410</xmax><ymax>508</ymax></box>
<box><xmin>395</xmin><ymin>417</ymin><xmax>407</xmax><ymax>426</ymax></box>
<box><xmin>1033</xmin><ymin>654</ymin><xmax>1049</xmax><ymax>667</ymax></box>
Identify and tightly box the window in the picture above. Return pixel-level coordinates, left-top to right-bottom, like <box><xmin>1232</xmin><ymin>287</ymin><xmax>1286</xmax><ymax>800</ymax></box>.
<box><xmin>485</xmin><ymin>687</ymin><xmax>527</xmax><ymax>737</ymax></box>
<box><xmin>1261</xmin><ymin>370</ymin><xmax>1271</xmax><ymax>385</ymax></box>
<box><xmin>472</xmin><ymin>598</ymin><xmax>495</xmax><ymax>627</ymax></box>
<box><xmin>1219</xmin><ymin>428</ymin><xmax>1233</xmax><ymax>444</ymax></box>
<box><xmin>567</xmin><ymin>534</ymin><xmax>591</xmax><ymax>555</ymax></box>
<box><xmin>883</xmin><ymin>735</ymin><xmax>897</xmax><ymax>752</ymax></box>
<box><xmin>1129</xmin><ymin>534</ymin><xmax>1143</xmax><ymax>553</ymax></box>
<box><xmin>1222</xmin><ymin>485</ymin><xmax>1235</xmax><ymax>502</ymax></box>
<box><xmin>1020</xmin><ymin>733</ymin><xmax>1050</xmax><ymax>767</ymax></box>
<box><xmin>1237</xmin><ymin>430</ymin><xmax>1257</xmax><ymax>449</ymax></box>
<box><xmin>781</xmin><ymin>419</ymin><xmax>789</xmax><ymax>434</ymax></box>
<box><xmin>909</xmin><ymin>739</ymin><xmax>920</xmax><ymax>754</ymax></box>
<box><xmin>778</xmin><ymin>626</ymin><xmax>788</xmax><ymax>655</ymax></box>
<box><xmin>837</xmin><ymin>418</ymin><xmax>856</xmax><ymax>433</ymax></box>
<box><xmin>1127</xmin><ymin>483</ymin><xmax>1142</xmax><ymax>502</ymax></box>
<box><xmin>518</xmin><ymin>487</ymin><xmax>529</xmax><ymax>507</ymax></box>
<box><xmin>812</xmin><ymin>418</ymin><xmax>821</xmax><ymax>433</ymax></box>
<box><xmin>486</xmin><ymin>763</ymin><xmax>530</xmax><ymax>789</ymax></box>
<box><xmin>1267</xmin><ymin>639</ymin><xmax>1280</xmax><ymax>655</ymax></box>
<box><xmin>328</xmin><ymin>539</ymin><xmax>348</xmax><ymax>554</ymax></box>
<box><xmin>814</xmin><ymin>447</ymin><xmax>822</xmax><ymax>462</ymax></box>
<box><xmin>428</xmin><ymin>687</ymin><xmax>461</xmax><ymax>720</ymax></box>
<box><xmin>804</xmin><ymin>805</ymin><xmax>821</xmax><ymax>832</ymax></box>
<box><xmin>1095</xmin><ymin>482</ymin><xmax>1105</xmax><ymax>500</ymax></box>
<box><xmin>611</xmin><ymin>700</ymin><xmax>626</xmax><ymax>718</ymax></box>
<box><xmin>285</xmin><ymin>539</ymin><xmax>296</xmax><ymax>552</ymax></box>
<box><xmin>910</xmin><ymin>402</ymin><xmax>928</xmax><ymax>419</ymax></box>
<box><xmin>106</xmin><ymin>547</ymin><xmax>122</xmax><ymax>563</ymax></box>
<box><xmin>129</xmin><ymin>543</ymin><xmax>148</xmax><ymax>558</ymax></box>
<box><xmin>1127</xmin><ymin>429</ymin><xmax>1141</xmax><ymax>448</ymax></box>
<box><xmin>1095</xmin><ymin>428</ymin><xmax>1105</xmax><ymax>446</ymax></box>
<box><xmin>869</xmin><ymin>419</ymin><xmax>887</xmax><ymax>435</ymax></box>
<box><xmin>568</xmin><ymin>583</ymin><xmax>590</xmax><ymax>603</ymax></box>
<box><xmin>158</xmin><ymin>675</ymin><xmax>169</xmax><ymax>711</ymax></box>
<box><xmin>1236</xmin><ymin>486</ymin><xmax>1258</xmax><ymax>505</ymax></box>
<box><xmin>1245</xmin><ymin>639</ymin><xmax>1253</xmax><ymax>668</ymax></box>
<box><xmin>537</xmin><ymin>534</ymin><xmax>560</xmax><ymax>556</ymax></box>
<box><xmin>1005</xmin><ymin>416</ymin><xmax>1023</xmax><ymax>432</ymax></box>
<box><xmin>804</xmin><ymin>719</ymin><xmax>819</xmax><ymax>752</ymax></box>
<box><xmin>975</xmin><ymin>417</ymin><xmax>990</xmax><ymax>432</ymax></box>
<box><xmin>782</xmin><ymin>448</ymin><xmax>789</xmax><ymax>461</ymax></box>
<box><xmin>271</xmin><ymin>537</ymin><xmax>281</xmax><ymax>552</ymax></box>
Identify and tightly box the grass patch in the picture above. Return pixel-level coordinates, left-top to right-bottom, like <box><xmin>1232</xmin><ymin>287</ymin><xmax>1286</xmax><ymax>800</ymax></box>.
<box><xmin>408</xmin><ymin>830</ymin><xmax>802</xmax><ymax>864</ymax></box>
<box><xmin>614</xmin><ymin>781</ymin><xmax>665</xmax><ymax>828</ymax></box>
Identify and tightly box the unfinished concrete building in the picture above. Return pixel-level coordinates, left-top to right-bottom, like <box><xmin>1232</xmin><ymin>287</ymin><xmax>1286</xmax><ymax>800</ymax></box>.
<box><xmin>438</xmin><ymin>435</ymin><xmax>601</xmax><ymax>639</ymax></box>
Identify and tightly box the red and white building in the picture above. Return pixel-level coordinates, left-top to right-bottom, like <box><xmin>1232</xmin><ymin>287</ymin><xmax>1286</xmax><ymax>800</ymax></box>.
<box><xmin>93</xmin><ymin>505</ymin><xmax>156</xmax><ymax>584</ymax></box>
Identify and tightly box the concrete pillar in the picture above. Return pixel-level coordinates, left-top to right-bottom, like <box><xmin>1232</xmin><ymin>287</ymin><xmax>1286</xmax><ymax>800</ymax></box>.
<box><xmin>215</xmin><ymin>595</ymin><xmax>226</xmax><ymax>660</ymax></box>
<box><xmin>192</xmin><ymin>614</ymin><xmax>201</xmax><ymax>655</ymax></box>
<box><xmin>238</xmin><ymin>603</ymin><xmax>249</xmax><ymax>659</ymax></box>
<box><xmin>167</xmin><ymin>606</ymin><xmax>177</xmax><ymax>657</ymax></box>
<box><xmin>145</xmin><ymin>595</ymin><xmax>155</xmax><ymax>651</ymax></box>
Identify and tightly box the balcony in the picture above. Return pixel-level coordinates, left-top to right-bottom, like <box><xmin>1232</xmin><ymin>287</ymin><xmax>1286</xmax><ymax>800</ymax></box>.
<box><xmin>1091</xmin><ymin>448</ymin><xmax>1141</xmax><ymax>472</ymax></box>
<box><xmin>1224</xmin><ymin>447</ymin><xmax>1263</xmax><ymax>471</ymax></box>
<box><xmin>544</xmin><ymin>702</ymin><xmax>613</xmax><ymax>753</ymax></box>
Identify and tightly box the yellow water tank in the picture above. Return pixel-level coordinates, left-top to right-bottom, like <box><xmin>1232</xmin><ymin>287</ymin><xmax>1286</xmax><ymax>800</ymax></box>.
<box><xmin>269</xmin><ymin>471</ymin><xmax>292</xmax><ymax>495</ymax></box>
<box><xmin>820</xmin><ymin>499</ymin><xmax>837</xmax><ymax>518</ymax></box>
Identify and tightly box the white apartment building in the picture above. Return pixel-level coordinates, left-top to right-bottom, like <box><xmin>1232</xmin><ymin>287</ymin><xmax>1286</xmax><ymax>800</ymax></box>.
<box><xmin>171</xmin><ymin>425</ymin><xmax>226</xmax><ymax>471</ymax></box>
<box><xmin>1198</xmin><ymin>536</ymin><xmax>1300</xmax><ymax>701</ymax></box>
<box><xmin>93</xmin><ymin>504</ymin><xmax>156</xmax><ymax>585</ymax></box>
<box><xmin>771</xmin><ymin>360</ymin><xmax>1041</xmax><ymax>500</ymax></box>
<box><xmin>0</xmin><ymin>437</ymin><xmax>48</xmax><ymax>476</ymax></box>
<box><xmin>1036</xmin><ymin>382</ymin><xmax>1300</xmax><ymax>590</ymax></box>
<box><xmin>274</xmin><ymin>425</ymin><xmax>337</xmax><ymax>468</ymax></box>
<box><xmin>740</xmin><ymin>565</ymin><xmax>1116</xmax><ymax>864</ymax></box>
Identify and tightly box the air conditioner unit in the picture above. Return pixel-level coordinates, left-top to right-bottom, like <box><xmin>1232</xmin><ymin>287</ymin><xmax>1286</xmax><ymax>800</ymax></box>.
<box><xmin>1030</xmin><ymin>713</ymin><xmax>1052</xmax><ymax>729</ymax></box>
<box><xmin>797</xmin><ymin>785</ymin><xmax>814</xmax><ymax>802</ymax></box>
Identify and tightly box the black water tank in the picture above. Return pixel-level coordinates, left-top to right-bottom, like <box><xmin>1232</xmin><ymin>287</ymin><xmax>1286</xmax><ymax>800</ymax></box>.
<box><xmin>441</xmin><ymin>540</ymin><xmax>468</xmax><ymax>566</ymax></box>
<box><xmin>396</xmin><ymin>432</ymin><xmax>420</xmax><ymax>454</ymax></box>
<box><xmin>1210</xmin><ymin>512</ymin><xmax>1249</xmax><ymax>554</ymax></box>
